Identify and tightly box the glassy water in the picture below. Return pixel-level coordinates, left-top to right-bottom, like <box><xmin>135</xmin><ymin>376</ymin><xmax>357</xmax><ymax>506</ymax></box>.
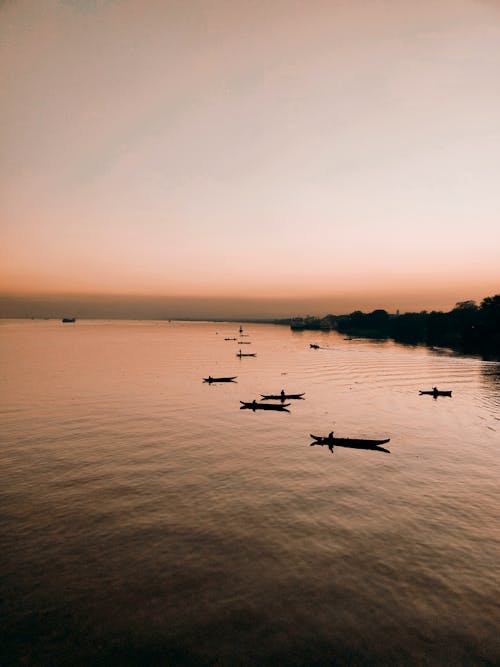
<box><xmin>1</xmin><ymin>320</ymin><xmax>499</xmax><ymax>665</ymax></box>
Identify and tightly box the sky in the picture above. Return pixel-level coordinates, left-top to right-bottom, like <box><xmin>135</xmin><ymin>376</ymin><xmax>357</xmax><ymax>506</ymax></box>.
<box><xmin>1</xmin><ymin>0</ymin><xmax>499</xmax><ymax>319</ymax></box>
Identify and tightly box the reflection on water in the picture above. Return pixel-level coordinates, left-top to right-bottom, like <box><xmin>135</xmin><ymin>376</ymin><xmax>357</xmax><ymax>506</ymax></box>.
<box><xmin>1</xmin><ymin>320</ymin><xmax>499</xmax><ymax>665</ymax></box>
<box><xmin>482</xmin><ymin>362</ymin><xmax>500</xmax><ymax>391</ymax></box>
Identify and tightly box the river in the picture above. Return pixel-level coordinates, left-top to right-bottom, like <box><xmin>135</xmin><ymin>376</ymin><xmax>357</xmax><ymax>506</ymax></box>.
<box><xmin>1</xmin><ymin>319</ymin><xmax>499</xmax><ymax>665</ymax></box>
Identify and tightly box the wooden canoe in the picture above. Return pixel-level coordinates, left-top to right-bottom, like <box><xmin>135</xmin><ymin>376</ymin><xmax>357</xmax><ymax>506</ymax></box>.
<box><xmin>240</xmin><ymin>401</ymin><xmax>290</xmax><ymax>410</ymax></box>
<box><xmin>203</xmin><ymin>376</ymin><xmax>237</xmax><ymax>383</ymax></box>
<box><xmin>310</xmin><ymin>434</ymin><xmax>390</xmax><ymax>450</ymax></box>
<box><xmin>260</xmin><ymin>393</ymin><xmax>305</xmax><ymax>400</ymax></box>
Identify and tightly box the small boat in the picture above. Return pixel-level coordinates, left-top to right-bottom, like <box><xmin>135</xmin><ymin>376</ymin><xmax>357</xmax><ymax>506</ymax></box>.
<box><xmin>240</xmin><ymin>401</ymin><xmax>290</xmax><ymax>411</ymax></box>
<box><xmin>203</xmin><ymin>376</ymin><xmax>237</xmax><ymax>383</ymax></box>
<box><xmin>237</xmin><ymin>341</ymin><xmax>251</xmax><ymax>344</ymax></box>
<box><xmin>310</xmin><ymin>344</ymin><xmax>320</xmax><ymax>349</ymax></box>
<box><xmin>419</xmin><ymin>389</ymin><xmax>452</xmax><ymax>397</ymax></box>
<box><xmin>237</xmin><ymin>352</ymin><xmax>256</xmax><ymax>357</ymax></box>
<box><xmin>62</xmin><ymin>317</ymin><xmax>76</xmax><ymax>323</ymax></box>
<box><xmin>260</xmin><ymin>393</ymin><xmax>305</xmax><ymax>400</ymax></box>
<box><xmin>310</xmin><ymin>434</ymin><xmax>390</xmax><ymax>451</ymax></box>
<box><xmin>224</xmin><ymin>337</ymin><xmax>237</xmax><ymax>341</ymax></box>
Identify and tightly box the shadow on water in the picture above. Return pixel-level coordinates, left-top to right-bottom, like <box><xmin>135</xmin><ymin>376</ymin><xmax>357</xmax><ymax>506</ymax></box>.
<box><xmin>481</xmin><ymin>362</ymin><xmax>500</xmax><ymax>387</ymax></box>
<box><xmin>480</xmin><ymin>362</ymin><xmax>500</xmax><ymax>412</ymax></box>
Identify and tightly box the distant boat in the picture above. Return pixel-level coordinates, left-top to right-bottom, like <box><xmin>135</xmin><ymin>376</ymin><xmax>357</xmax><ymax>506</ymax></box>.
<box><xmin>203</xmin><ymin>376</ymin><xmax>237</xmax><ymax>383</ymax></box>
<box><xmin>260</xmin><ymin>393</ymin><xmax>305</xmax><ymax>400</ymax></box>
<box><xmin>240</xmin><ymin>401</ymin><xmax>290</xmax><ymax>411</ymax></box>
<box><xmin>419</xmin><ymin>389</ymin><xmax>452</xmax><ymax>397</ymax></box>
<box><xmin>239</xmin><ymin>325</ymin><xmax>243</xmax><ymax>333</ymax></box>
<box><xmin>310</xmin><ymin>344</ymin><xmax>320</xmax><ymax>349</ymax></box>
<box><xmin>310</xmin><ymin>434</ymin><xmax>390</xmax><ymax>452</ymax></box>
<box><xmin>224</xmin><ymin>337</ymin><xmax>237</xmax><ymax>341</ymax></box>
<box><xmin>237</xmin><ymin>351</ymin><xmax>256</xmax><ymax>357</ymax></box>
<box><xmin>61</xmin><ymin>317</ymin><xmax>76</xmax><ymax>323</ymax></box>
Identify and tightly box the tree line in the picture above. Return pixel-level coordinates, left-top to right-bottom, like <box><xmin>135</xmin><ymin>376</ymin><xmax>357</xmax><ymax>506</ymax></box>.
<box><xmin>324</xmin><ymin>294</ymin><xmax>500</xmax><ymax>359</ymax></box>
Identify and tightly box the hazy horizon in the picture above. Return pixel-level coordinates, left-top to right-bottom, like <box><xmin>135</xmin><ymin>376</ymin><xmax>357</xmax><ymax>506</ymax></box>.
<box><xmin>1</xmin><ymin>286</ymin><xmax>496</xmax><ymax>321</ymax></box>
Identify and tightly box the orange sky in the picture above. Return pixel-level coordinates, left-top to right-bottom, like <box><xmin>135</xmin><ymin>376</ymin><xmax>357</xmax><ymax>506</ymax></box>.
<box><xmin>1</xmin><ymin>0</ymin><xmax>499</xmax><ymax>318</ymax></box>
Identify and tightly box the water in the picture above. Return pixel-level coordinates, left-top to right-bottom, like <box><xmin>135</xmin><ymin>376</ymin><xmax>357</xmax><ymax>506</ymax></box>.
<box><xmin>1</xmin><ymin>320</ymin><xmax>499</xmax><ymax>665</ymax></box>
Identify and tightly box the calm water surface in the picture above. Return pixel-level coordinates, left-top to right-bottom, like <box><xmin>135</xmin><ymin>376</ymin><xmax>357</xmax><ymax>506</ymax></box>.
<box><xmin>1</xmin><ymin>320</ymin><xmax>499</xmax><ymax>665</ymax></box>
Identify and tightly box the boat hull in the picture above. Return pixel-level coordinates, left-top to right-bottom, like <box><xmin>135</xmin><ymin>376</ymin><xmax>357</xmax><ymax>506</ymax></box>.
<box><xmin>260</xmin><ymin>393</ymin><xmax>304</xmax><ymax>400</ymax></box>
<box><xmin>419</xmin><ymin>390</ymin><xmax>452</xmax><ymax>397</ymax></box>
<box><xmin>203</xmin><ymin>377</ymin><xmax>237</xmax><ymax>383</ymax></box>
<box><xmin>240</xmin><ymin>401</ymin><xmax>290</xmax><ymax>410</ymax></box>
<box><xmin>310</xmin><ymin>434</ymin><xmax>390</xmax><ymax>449</ymax></box>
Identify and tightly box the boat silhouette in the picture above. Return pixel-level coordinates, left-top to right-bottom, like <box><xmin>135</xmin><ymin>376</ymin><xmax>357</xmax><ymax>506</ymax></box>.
<box><xmin>240</xmin><ymin>401</ymin><xmax>290</xmax><ymax>411</ymax></box>
<box><xmin>310</xmin><ymin>433</ymin><xmax>390</xmax><ymax>453</ymax></box>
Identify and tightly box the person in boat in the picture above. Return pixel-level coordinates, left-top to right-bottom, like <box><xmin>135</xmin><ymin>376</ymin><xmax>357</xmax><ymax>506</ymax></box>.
<box><xmin>280</xmin><ymin>389</ymin><xmax>285</xmax><ymax>399</ymax></box>
<box><xmin>208</xmin><ymin>376</ymin><xmax>213</xmax><ymax>382</ymax></box>
<box><xmin>432</xmin><ymin>386</ymin><xmax>438</xmax><ymax>395</ymax></box>
<box><xmin>328</xmin><ymin>430</ymin><xmax>334</xmax><ymax>439</ymax></box>
<box><xmin>252</xmin><ymin>399</ymin><xmax>257</xmax><ymax>409</ymax></box>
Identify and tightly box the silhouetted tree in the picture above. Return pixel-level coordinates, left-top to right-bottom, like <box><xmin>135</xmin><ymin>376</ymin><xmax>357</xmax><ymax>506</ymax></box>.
<box><xmin>480</xmin><ymin>295</ymin><xmax>500</xmax><ymax>322</ymax></box>
<box><xmin>369</xmin><ymin>309</ymin><xmax>390</xmax><ymax>329</ymax></box>
<box><xmin>454</xmin><ymin>300</ymin><xmax>478</xmax><ymax>311</ymax></box>
<box><xmin>333</xmin><ymin>294</ymin><xmax>499</xmax><ymax>359</ymax></box>
<box><xmin>391</xmin><ymin>312</ymin><xmax>427</xmax><ymax>343</ymax></box>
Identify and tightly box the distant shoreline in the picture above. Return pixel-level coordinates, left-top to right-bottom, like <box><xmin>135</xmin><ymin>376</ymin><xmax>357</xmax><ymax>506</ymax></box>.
<box><xmin>2</xmin><ymin>291</ymin><xmax>499</xmax><ymax>362</ymax></box>
<box><xmin>274</xmin><ymin>295</ymin><xmax>500</xmax><ymax>361</ymax></box>
<box><xmin>3</xmin><ymin>298</ymin><xmax>499</xmax><ymax>362</ymax></box>
<box><xmin>0</xmin><ymin>317</ymin><xmax>277</xmax><ymax>324</ymax></box>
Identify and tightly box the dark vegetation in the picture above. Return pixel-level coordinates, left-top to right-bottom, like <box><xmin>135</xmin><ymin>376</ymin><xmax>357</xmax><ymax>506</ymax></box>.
<box><xmin>276</xmin><ymin>295</ymin><xmax>500</xmax><ymax>360</ymax></box>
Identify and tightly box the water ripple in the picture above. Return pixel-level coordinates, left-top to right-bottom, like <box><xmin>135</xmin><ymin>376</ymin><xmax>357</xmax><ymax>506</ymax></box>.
<box><xmin>1</xmin><ymin>321</ymin><xmax>499</xmax><ymax>665</ymax></box>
